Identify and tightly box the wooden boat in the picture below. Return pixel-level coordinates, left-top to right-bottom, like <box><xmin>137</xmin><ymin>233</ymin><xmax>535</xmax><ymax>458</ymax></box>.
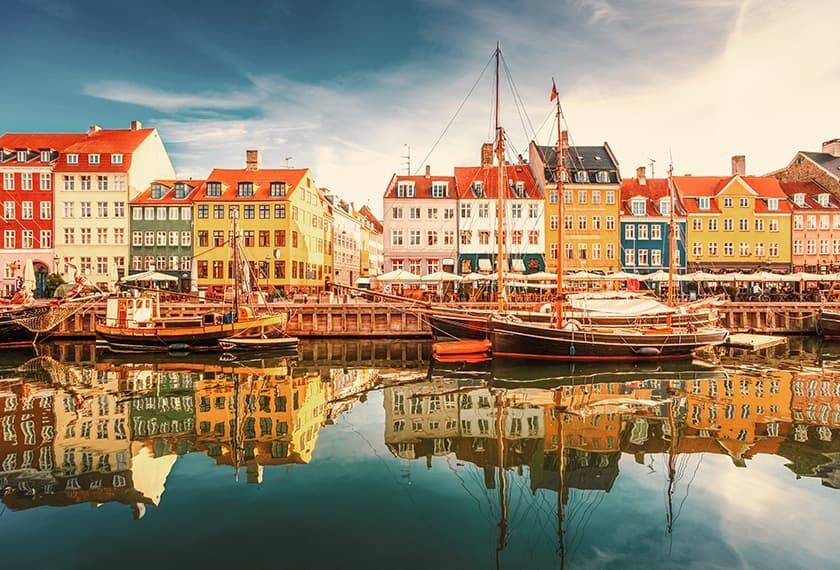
<box><xmin>0</xmin><ymin>304</ymin><xmax>50</xmax><ymax>346</ymax></box>
<box><xmin>432</xmin><ymin>339</ymin><xmax>491</xmax><ymax>362</ymax></box>
<box><xmin>219</xmin><ymin>335</ymin><xmax>299</xmax><ymax>352</ymax></box>
<box><xmin>96</xmin><ymin>294</ymin><xmax>289</xmax><ymax>353</ymax></box>
<box><xmin>818</xmin><ymin>309</ymin><xmax>840</xmax><ymax>339</ymax></box>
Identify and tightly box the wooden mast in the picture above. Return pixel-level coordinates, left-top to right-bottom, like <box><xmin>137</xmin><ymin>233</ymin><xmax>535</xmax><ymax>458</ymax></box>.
<box><xmin>495</xmin><ymin>42</ymin><xmax>506</xmax><ymax>313</ymax></box>
<box><xmin>667</xmin><ymin>164</ymin><xmax>677</xmax><ymax>307</ymax></box>
<box><xmin>554</xmin><ymin>81</ymin><xmax>565</xmax><ymax>329</ymax></box>
<box><xmin>232</xmin><ymin>206</ymin><xmax>241</xmax><ymax>319</ymax></box>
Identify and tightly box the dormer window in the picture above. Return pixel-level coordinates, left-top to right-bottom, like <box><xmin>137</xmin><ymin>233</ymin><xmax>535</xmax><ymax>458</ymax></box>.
<box><xmin>88</xmin><ymin>154</ymin><xmax>100</xmax><ymax>165</ymax></box>
<box><xmin>16</xmin><ymin>151</ymin><xmax>27</xmax><ymax>162</ymax></box>
<box><xmin>238</xmin><ymin>182</ymin><xmax>254</xmax><ymax>197</ymax></box>
<box><xmin>575</xmin><ymin>170</ymin><xmax>588</xmax><ymax>183</ymax></box>
<box><xmin>206</xmin><ymin>182</ymin><xmax>222</xmax><ymax>197</ymax></box>
<box><xmin>659</xmin><ymin>197</ymin><xmax>671</xmax><ymax>216</ymax></box>
<box><xmin>767</xmin><ymin>198</ymin><xmax>779</xmax><ymax>211</ymax></box>
<box><xmin>270</xmin><ymin>181</ymin><xmax>287</xmax><ymax>197</ymax></box>
<box><xmin>111</xmin><ymin>154</ymin><xmax>123</xmax><ymax>165</ymax></box>
<box><xmin>514</xmin><ymin>181</ymin><xmax>525</xmax><ymax>197</ymax></box>
<box><xmin>396</xmin><ymin>182</ymin><xmax>413</xmax><ymax>198</ymax></box>
<box><xmin>150</xmin><ymin>183</ymin><xmax>167</xmax><ymax>199</ymax></box>
<box><xmin>698</xmin><ymin>197</ymin><xmax>710</xmax><ymax>210</ymax></box>
<box><xmin>67</xmin><ymin>154</ymin><xmax>78</xmax><ymax>165</ymax></box>
<box><xmin>174</xmin><ymin>182</ymin><xmax>188</xmax><ymax>199</ymax></box>
<box><xmin>817</xmin><ymin>194</ymin><xmax>831</xmax><ymax>207</ymax></box>
<box><xmin>40</xmin><ymin>150</ymin><xmax>51</xmax><ymax>162</ymax></box>
<box><xmin>470</xmin><ymin>181</ymin><xmax>484</xmax><ymax>198</ymax></box>
<box><xmin>793</xmin><ymin>194</ymin><xmax>806</xmax><ymax>207</ymax></box>
<box><xmin>631</xmin><ymin>198</ymin><xmax>646</xmax><ymax>216</ymax></box>
<box><xmin>431</xmin><ymin>181</ymin><xmax>448</xmax><ymax>198</ymax></box>
<box><xmin>596</xmin><ymin>171</ymin><xmax>610</xmax><ymax>184</ymax></box>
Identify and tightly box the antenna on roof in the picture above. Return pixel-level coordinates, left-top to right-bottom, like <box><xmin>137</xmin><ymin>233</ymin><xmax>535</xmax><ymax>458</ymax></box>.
<box><xmin>402</xmin><ymin>144</ymin><xmax>411</xmax><ymax>175</ymax></box>
<box><xmin>284</xmin><ymin>156</ymin><xmax>293</xmax><ymax>168</ymax></box>
<box><xmin>648</xmin><ymin>158</ymin><xmax>656</xmax><ymax>178</ymax></box>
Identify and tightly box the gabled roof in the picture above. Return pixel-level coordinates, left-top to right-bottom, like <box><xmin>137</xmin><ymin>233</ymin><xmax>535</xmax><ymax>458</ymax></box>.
<box><xmin>619</xmin><ymin>178</ymin><xmax>683</xmax><ymax>217</ymax></box>
<box><xmin>54</xmin><ymin>128</ymin><xmax>157</xmax><ymax>173</ymax></box>
<box><xmin>383</xmin><ymin>174</ymin><xmax>457</xmax><ymax>199</ymax></box>
<box><xmin>673</xmin><ymin>175</ymin><xmax>791</xmax><ymax>214</ymax></box>
<box><xmin>534</xmin><ymin>143</ymin><xmax>620</xmax><ymax>183</ymax></box>
<box><xmin>357</xmin><ymin>205</ymin><xmax>383</xmax><ymax>233</ymax></box>
<box><xmin>780</xmin><ymin>180</ymin><xmax>839</xmax><ymax>211</ymax></box>
<box><xmin>198</xmin><ymin>167</ymin><xmax>309</xmax><ymax>201</ymax></box>
<box><xmin>131</xmin><ymin>179</ymin><xmax>206</xmax><ymax>205</ymax></box>
<box><xmin>0</xmin><ymin>133</ymin><xmax>87</xmax><ymax>166</ymax></box>
<box><xmin>801</xmin><ymin>151</ymin><xmax>840</xmax><ymax>181</ymax></box>
<box><xmin>453</xmin><ymin>164</ymin><xmax>542</xmax><ymax>200</ymax></box>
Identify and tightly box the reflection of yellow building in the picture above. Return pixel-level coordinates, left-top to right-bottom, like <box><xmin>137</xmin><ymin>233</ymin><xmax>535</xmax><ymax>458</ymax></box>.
<box><xmin>193</xmin><ymin>366</ymin><xmax>328</xmax><ymax>481</ymax></box>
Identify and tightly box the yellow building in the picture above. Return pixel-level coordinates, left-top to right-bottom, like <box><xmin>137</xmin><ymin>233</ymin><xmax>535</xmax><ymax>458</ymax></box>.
<box><xmin>193</xmin><ymin>150</ymin><xmax>332</xmax><ymax>296</ymax></box>
<box><xmin>529</xmin><ymin>139</ymin><xmax>621</xmax><ymax>273</ymax></box>
<box><xmin>355</xmin><ymin>205</ymin><xmax>383</xmax><ymax>277</ymax></box>
<box><xmin>675</xmin><ymin>169</ymin><xmax>792</xmax><ymax>272</ymax></box>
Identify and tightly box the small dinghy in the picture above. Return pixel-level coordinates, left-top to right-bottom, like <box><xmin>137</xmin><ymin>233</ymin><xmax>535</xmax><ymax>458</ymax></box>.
<box><xmin>432</xmin><ymin>339</ymin><xmax>491</xmax><ymax>362</ymax></box>
<box><xmin>219</xmin><ymin>335</ymin><xmax>299</xmax><ymax>352</ymax></box>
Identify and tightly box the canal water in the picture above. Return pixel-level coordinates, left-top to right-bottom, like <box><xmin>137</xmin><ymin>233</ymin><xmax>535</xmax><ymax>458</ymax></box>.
<box><xmin>1</xmin><ymin>339</ymin><xmax>839</xmax><ymax>569</ymax></box>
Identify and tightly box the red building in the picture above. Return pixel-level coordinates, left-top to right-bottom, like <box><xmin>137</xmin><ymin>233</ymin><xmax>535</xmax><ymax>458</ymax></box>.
<box><xmin>780</xmin><ymin>180</ymin><xmax>840</xmax><ymax>272</ymax></box>
<box><xmin>0</xmin><ymin>133</ymin><xmax>85</xmax><ymax>296</ymax></box>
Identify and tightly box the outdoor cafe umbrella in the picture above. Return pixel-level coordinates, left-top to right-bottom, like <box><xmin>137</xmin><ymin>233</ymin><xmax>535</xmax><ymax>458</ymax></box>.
<box><xmin>23</xmin><ymin>259</ymin><xmax>36</xmax><ymax>293</ymax></box>
<box><xmin>376</xmin><ymin>269</ymin><xmax>421</xmax><ymax>282</ymax></box>
<box><xmin>461</xmin><ymin>272</ymin><xmax>489</xmax><ymax>281</ymax></box>
<box><xmin>420</xmin><ymin>271</ymin><xmax>463</xmax><ymax>282</ymax></box>
<box><xmin>122</xmin><ymin>270</ymin><xmax>178</xmax><ymax>283</ymax></box>
<box><xmin>523</xmin><ymin>271</ymin><xmax>558</xmax><ymax>281</ymax></box>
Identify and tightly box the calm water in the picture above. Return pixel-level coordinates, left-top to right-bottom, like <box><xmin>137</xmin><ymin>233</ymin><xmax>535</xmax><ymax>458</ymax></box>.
<box><xmin>1</xmin><ymin>339</ymin><xmax>839</xmax><ymax>569</ymax></box>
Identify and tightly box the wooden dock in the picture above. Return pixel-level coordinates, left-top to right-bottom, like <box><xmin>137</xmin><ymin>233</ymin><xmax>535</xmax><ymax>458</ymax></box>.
<box><xmin>725</xmin><ymin>333</ymin><xmax>788</xmax><ymax>350</ymax></box>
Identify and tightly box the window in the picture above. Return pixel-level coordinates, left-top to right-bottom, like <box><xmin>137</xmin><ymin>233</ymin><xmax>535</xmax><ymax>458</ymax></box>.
<box><xmin>767</xmin><ymin>198</ymin><xmax>779</xmax><ymax>211</ymax></box>
<box><xmin>693</xmin><ymin>242</ymin><xmax>702</xmax><ymax>256</ymax></box>
<box><xmin>427</xmin><ymin>230</ymin><xmax>438</xmax><ymax>246</ymax></box>
<box><xmin>564</xmin><ymin>216</ymin><xmax>573</xmax><ymax>230</ymax></box>
<box><xmin>409</xmin><ymin>230</ymin><xmax>421</xmax><ymax>246</ymax></box>
<box><xmin>769</xmin><ymin>219</ymin><xmax>779</xmax><ymax>232</ymax></box>
<box><xmin>651</xmin><ymin>225</ymin><xmax>661</xmax><ymax>240</ymax></box>
<box><xmin>698</xmin><ymin>197</ymin><xmax>710</xmax><ymax>210</ymax></box>
<box><xmin>511</xmin><ymin>230</ymin><xmax>523</xmax><ymax>245</ymax></box>
<box><xmin>238</xmin><ymin>182</ymin><xmax>254</xmax><ymax>197</ymax></box>
<box><xmin>577</xmin><ymin>190</ymin><xmax>587</xmax><ymax>204</ymax></box>
<box><xmin>511</xmin><ymin>203</ymin><xmax>522</xmax><ymax>218</ymax></box>
<box><xmin>807</xmin><ymin>239</ymin><xmax>816</xmax><ymax>255</ymax></box>
<box><xmin>80</xmin><ymin>228</ymin><xmax>91</xmax><ymax>244</ymax></box>
<box><xmin>197</xmin><ymin>205</ymin><xmax>209</xmax><ymax>219</ymax></box>
<box><xmin>21</xmin><ymin>172</ymin><xmax>32</xmax><ymax>190</ymax></box>
<box><xmin>156</xmin><ymin>231</ymin><xmax>166</xmax><ymax>246</ymax></box>
<box><xmin>132</xmin><ymin>231</ymin><xmax>142</xmax><ymax>246</ymax></box>
<box><xmin>3</xmin><ymin>201</ymin><xmax>14</xmax><ymax>220</ymax></box>
<box><xmin>244</xmin><ymin>205</ymin><xmax>255</xmax><ymax>219</ymax></box>
<box><xmin>821</xmin><ymin>215</ymin><xmax>830</xmax><ymax>229</ymax></box>
<box><xmin>606</xmin><ymin>216</ymin><xmax>615</xmax><ymax>230</ymax></box>
<box><xmin>529</xmin><ymin>203</ymin><xmax>539</xmax><ymax>218</ymax></box>
<box><xmin>723</xmin><ymin>197</ymin><xmax>733</xmax><ymax>208</ymax></box>
<box><xmin>549</xmin><ymin>190</ymin><xmax>558</xmax><ymax>204</ymax></box>
<box><xmin>592</xmin><ymin>243</ymin><xmax>601</xmax><ymax>260</ymax></box>
<box><xmin>755</xmin><ymin>219</ymin><xmax>764</xmax><ymax>231</ymax></box>
<box><xmin>21</xmin><ymin>201</ymin><xmax>32</xmax><ymax>219</ymax></box>
<box><xmin>391</xmin><ymin>230</ymin><xmax>403</xmax><ymax>246</ymax></box>
<box><xmin>606</xmin><ymin>191</ymin><xmax>615</xmax><ymax>205</ymax></box>
<box><xmin>550</xmin><ymin>215</ymin><xmax>558</xmax><ymax>230</ymax></box>
<box><xmin>592</xmin><ymin>215</ymin><xmax>601</xmax><ymax>230</ymax></box>
<box><xmin>625</xmin><ymin>225</ymin><xmax>635</xmax><ymax>240</ymax></box>
<box><xmin>821</xmin><ymin>239</ymin><xmax>830</xmax><ymax>255</ymax></box>
<box><xmin>638</xmin><ymin>249</ymin><xmax>648</xmax><ymax>265</ymax></box>
<box><xmin>21</xmin><ymin>230</ymin><xmax>33</xmax><ymax>248</ymax></box>
<box><xmin>206</xmin><ymin>182</ymin><xmax>222</xmax><ymax>197</ymax></box>
<box><xmin>528</xmin><ymin>230</ymin><xmax>539</xmax><ymax>245</ymax></box>
<box><xmin>723</xmin><ymin>218</ymin><xmax>733</xmax><ymax>231</ymax></box>
<box><xmin>40</xmin><ymin>150</ymin><xmax>50</xmax><ymax>162</ymax></box>
<box><xmin>3</xmin><ymin>173</ymin><xmax>14</xmax><ymax>190</ymax></box>
<box><xmin>769</xmin><ymin>243</ymin><xmax>779</xmax><ymax>257</ymax></box>
<box><xmin>651</xmin><ymin>250</ymin><xmax>662</xmax><ymax>266</ymax></box>
<box><xmin>97</xmin><ymin>176</ymin><xmax>108</xmax><ymax>191</ymax></box>
<box><xmin>431</xmin><ymin>182</ymin><xmax>447</xmax><ymax>198</ymax></box>
<box><xmin>624</xmin><ymin>249</ymin><xmax>634</xmax><ymax>266</ymax></box>
<box><xmin>63</xmin><ymin>228</ymin><xmax>74</xmax><ymax>245</ymax></box>
<box><xmin>638</xmin><ymin>224</ymin><xmax>648</xmax><ymax>240</ymax></box>
<box><xmin>693</xmin><ymin>218</ymin><xmax>702</xmax><ymax>231</ymax></box>
<box><xmin>478</xmin><ymin>230</ymin><xmax>490</xmax><ymax>245</ymax></box>
<box><xmin>739</xmin><ymin>218</ymin><xmax>748</xmax><ymax>231</ymax></box>
<box><xmin>409</xmin><ymin>207</ymin><xmax>420</xmax><ymax>219</ymax></box>
<box><xmin>709</xmin><ymin>242</ymin><xmax>718</xmax><ymax>256</ymax></box>
<box><xmin>592</xmin><ymin>190</ymin><xmax>601</xmax><ymax>205</ymax></box>
<box><xmin>577</xmin><ymin>215</ymin><xmax>587</xmax><ymax>230</ymax></box>
<box><xmin>40</xmin><ymin>230</ymin><xmax>51</xmax><ymax>248</ymax></box>
<box><xmin>739</xmin><ymin>242</ymin><xmax>749</xmax><ymax>256</ymax></box>
<box><xmin>708</xmin><ymin>219</ymin><xmax>718</xmax><ymax>231</ymax></box>
<box><xmin>80</xmin><ymin>202</ymin><xmax>91</xmax><ymax>218</ymax></box>
<box><xmin>606</xmin><ymin>243</ymin><xmax>615</xmax><ymax>259</ymax></box>
<box><xmin>88</xmin><ymin>154</ymin><xmax>100</xmax><ymax>165</ymax></box>
<box><xmin>724</xmin><ymin>242</ymin><xmax>734</xmax><ymax>256</ymax></box>
<box><xmin>67</xmin><ymin>153</ymin><xmax>78</xmax><ymax>164</ymax></box>
<box><xmin>443</xmin><ymin>231</ymin><xmax>454</xmax><ymax>245</ymax></box>
<box><xmin>575</xmin><ymin>170</ymin><xmax>588</xmax><ymax>183</ymax></box>
<box><xmin>631</xmin><ymin>199</ymin><xmax>645</xmax><ymax>216</ymax></box>
<box><xmin>96</xmin><ymin>201</ymin><xmax>107</xmax><ymax>218</ymax></box>
<box><xmin>259</xmin><ymin>204</ymin><xmax>270</xmax><ymax>219</ymax></box>
<box><xmin>460</xmin><ymin>203</ymin><xmax>472</xmax><ymax>218</ymax></box>
<box><xmin>460</xmin><ymin>230</ymin><xmax>471</xmax><ymax>245</ymax></box>
<box><xmin>97</xmin><ymin>228</ymin><xmax>107</xmax><ymax>244</ymax></box>
<box><xmin>391</xmin><ymin>207</ymin><xmax>403</xmax><ymax>219</ymax></box>
<box><xmin>269</xmin><ymin>182</ymin><xmax>287</xmax><ymax>197</ymax></box>
<box><xmin>564</xmin><ymin>190</ymin><xmax>572</xmax><ymax>204</ymax></box>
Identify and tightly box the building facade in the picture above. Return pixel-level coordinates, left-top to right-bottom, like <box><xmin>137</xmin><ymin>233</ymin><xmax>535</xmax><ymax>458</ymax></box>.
<box><xmin>356</xmin><ymin>205</ymin><xmax>384</xmax><ymax>277</ymax></box>
<box><xmin>773</xmin><ymin>139</ymin><xmax>840</xmax><ymax>195</ymax></box>
<box><xmin>780</xmin><ymin>181</ymin><xmax>840</xmax><ymax>272</ymax></box>
<box><xmin>454</xmin><ymin>147</ymin><xmax>544</xmax><ymax>274</ymax></box>
<box><xmin>53</xmin><ymin>122</ymin><xmax>176</xmax><ymax>287</ymax></box>
<box><xmin>619</xmin><ymin>167</ymin><xmax>686</xmax><ymax>275</ymax></box>
<box><xmin>129</xmin><ymin>179</ymin><xmax>200</xmax><ymax>290</ymax></box>
<box><xmin>193</xmin><ymin>150</ymin><xmax>331</xmax><ymax>296</ymax></box>
<box><xmin>529</xmin><ymin>138</ymin><xmax>621</xmax><ymax>273</ymax></box>
<box><xmin>0</xmin><ymin>133</ymin><xmax>85</xmax><ymax>296</ymax></box>
<box><xmin>382</xmin><ymin>167</ymin><xmax>458</xmax><ymax>276</ymax></box>
<box><xmin>326</xmin><ymin>194</ymin><xmax>361</xmax><ymax>286</ymax></box>
<box><xmin>676</xmin><ymin>158</ymin><xmax>792</xmax><ymax>272</ymax></box>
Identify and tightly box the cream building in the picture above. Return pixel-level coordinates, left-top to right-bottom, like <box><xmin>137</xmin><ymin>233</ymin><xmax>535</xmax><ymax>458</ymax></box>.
<box><xmin>53</xmin><ymin>121</ymin><xmax>175</xmax><ymax>286</ymax></box>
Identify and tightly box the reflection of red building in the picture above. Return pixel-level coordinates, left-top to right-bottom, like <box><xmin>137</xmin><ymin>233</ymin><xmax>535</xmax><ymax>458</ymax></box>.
<box><xmin>0</xmin><ymin>134</ymin><xmax>86</xmax><ymax>295</ymax></box>
<box><xmin>0</xmin><ymin>380</ymin><xmax>55</xmax><ymax>477</ymax></box>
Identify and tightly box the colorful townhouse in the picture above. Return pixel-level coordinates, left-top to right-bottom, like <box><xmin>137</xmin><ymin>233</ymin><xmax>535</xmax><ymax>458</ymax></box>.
<box><xmin>325</xmin><ymin>193</ymin><xmax>361</xmax><ymax>286</ymax></box>
<box><xmin>53</xmin><ymin>122</ymin><xmax>176</xmax><ymax>288</ymax></box>
<box><xmin>0</xmin><ymin>133</ymin><xmax>85</xmax><ymax>296</ymax></box>
<box><xmin>382</xmin><ymin>166</ymin><xmax>458</xmax><ymax>276</ymax></box>
<box><xmin>619</xmin><ymin>166</ymin><xmax>686</xmax><ymax>275</ymax></box>
<box><xmin>356</xmin><ymin>205</ymin><xmax>384</xmax><ymax>278</ymax></box>
<box><xmin>780</xmin><ymin>181</ymin><xmax>840</xmax><ymax>273</ymax></box>
<box><xmin>674</xmin><ymin>157</ymin><xmax>792</xmax><ymax>272</ymax></box>
<box><xmin>193</xmin><ymin>150</ymin><xmax>331</xmax><ymax>297</ymax></box>
<box><xmin>454</xmin><ymin>144</ymin><xmax>544</xmax><ymax>274</ymax></box>
<box><xmin>528</xmin><ymin>136</ymin><xmax>621</xmax><ymax>273</ymax></box>
<box><xmin>129</xmin><ymin>179</ymin><xmax>202</xmax><ymax>290</ymax></box>
<box><xmin>773</xmin><ymin>138</ymin><xmax>840</xmax><ymax>195</ymax></box>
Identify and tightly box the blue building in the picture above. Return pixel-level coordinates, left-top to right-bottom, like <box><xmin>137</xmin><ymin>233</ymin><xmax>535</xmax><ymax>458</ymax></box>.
<box><xmin>619</xmin><ymin>167</ymin><xmax>686</xmax><ymax>276</ymax></box>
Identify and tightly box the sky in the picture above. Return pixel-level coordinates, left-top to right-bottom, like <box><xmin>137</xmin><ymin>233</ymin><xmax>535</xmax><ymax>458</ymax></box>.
<box><xmin>2</xmin><ymin>0</ymin><xmax>839</xmax><ymax>215</ymax></box>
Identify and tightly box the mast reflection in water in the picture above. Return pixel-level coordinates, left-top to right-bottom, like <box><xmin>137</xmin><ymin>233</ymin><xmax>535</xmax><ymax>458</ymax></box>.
<box><xmin>0</xmin><ymin>339</ymin><xmax>839</xmax><ymax>569</ymax></box>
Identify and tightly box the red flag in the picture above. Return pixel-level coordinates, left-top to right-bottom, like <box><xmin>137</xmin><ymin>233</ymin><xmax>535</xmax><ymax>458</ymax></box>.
<box><xmin>550</xmin><ymin>80</ymin><xmax>558</xmax><ymax>102</ymax></box>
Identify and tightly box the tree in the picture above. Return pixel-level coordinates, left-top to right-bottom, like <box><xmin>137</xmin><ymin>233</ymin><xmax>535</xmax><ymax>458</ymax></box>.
<box><xmin>44</xmin><ymin>273</ymin><xmax>65</xmax><ymax>298</ymax></box>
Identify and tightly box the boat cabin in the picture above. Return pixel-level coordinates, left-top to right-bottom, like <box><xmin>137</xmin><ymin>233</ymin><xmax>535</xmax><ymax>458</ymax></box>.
<box><xmin>104</xmin><ymin>293</ymin><xmax>250</xmax><ymax>329</ymax></box>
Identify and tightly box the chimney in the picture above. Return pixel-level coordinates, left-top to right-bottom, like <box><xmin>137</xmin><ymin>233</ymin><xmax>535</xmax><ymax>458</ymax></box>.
<box><xmin>129</xmin><ymin>120</ymin><xmax>142</xmax><ymax>131</ymax></box>
<box><xmin>822</xmin><ymin>138</ymin><xmax>840</xmax><ymax>157</ymax></box>
<box><xmin>731</xmin><ymin>155</ymin><xmax>746</xmax><ymax>177</ymax></box>
<box><xmin>636</xmin><ymin>166</ymin><xmax>646</xmax><ymax>185</ymax></box>
<box><xmin>88</xmin><ymin>124</ymin><xmax>101</xmax><ymax>135</ymax></box>
<box><xmin>245</xmin><ymin>149</ymin><xmax>261</xmax><ymax>171</ymax></box>
<box><xmin>481</xmin><ymin>143</ymin><xmax>494</xmax><ymax>168</ymax></box>
<box><xmin>425</xmin><ymin>164</ymin><xmax>431</xmax><ymax>178</ymax></box>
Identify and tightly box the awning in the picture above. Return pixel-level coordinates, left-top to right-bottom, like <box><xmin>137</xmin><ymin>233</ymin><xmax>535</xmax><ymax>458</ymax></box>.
<box><xmin>478</xmin><ymin>258</ymin><xmax>492</xmax><ymax>271</ymax></box>
<box><xmin>123</xmin><ymin>271</ymin><xmax>178</xmax><ymax>283</ymax></box>
<box><xmin>442</xmin><ymin>258</ymin><xmax>455</xmax><ymax>266</ymax></box>
<box><xmin>511</xmin><ymin>258</ymin><xmax>526</xmax><ymax>273</ymax></box>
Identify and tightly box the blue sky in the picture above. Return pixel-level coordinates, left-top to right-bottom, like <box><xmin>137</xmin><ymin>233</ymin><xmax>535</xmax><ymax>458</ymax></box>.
<box><xmin>3</xmin><ymin>0</ymin><xmax>839</xmax><ymax>214</ymax></box>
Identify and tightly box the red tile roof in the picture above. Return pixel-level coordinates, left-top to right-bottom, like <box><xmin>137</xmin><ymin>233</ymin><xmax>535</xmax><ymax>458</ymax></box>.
<box><xmin>780</xmin><ymin>180</ymin><xmax>839</xmax><ymax>211</ymax></box>
<box><xmin>197</xmin><ymin>168</ymin><xmax>309</xmax><ymax>201</ymax></box>
<box><xmin>357</xmin><ymin>204</ymin><xmax>383</xmax><ymax>233</ymax></box>
<box><xmin>620</xmin><ymin>177</ymin><xmax>673</xmax><ymax>216</ymax></box>
<box><xmin>54</xmin><ymin>128</ymin><xmax>157</xmax><ymax>173</ymax></box>
<box><xmin>383</xmin><ymin>174</ymin><xmax>457</xmax><ymax>199</ymax></box>
<box><xmin>130</xmin><ymin>179</ymin><xmax>206</xmax><ymax>205</ymax></box>
<box><xmin>0</xmin><ymin>133</ymin><xmax>87</xmax><ymax>166</ymax></box>
<box><xmin>674</xmin><ymin>175</ymin><xmax>791</xmax><ymax>214</ymax></box>
<box><xmin>453</xmin><ymin>164</ymin><xmax>541</xmax><ymax>200</ymax></box>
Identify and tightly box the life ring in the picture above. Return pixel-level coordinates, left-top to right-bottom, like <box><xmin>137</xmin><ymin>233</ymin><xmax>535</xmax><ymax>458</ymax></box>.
<box><xmin>562</xmin><ymin>319</ymin><xmax>582</xmax><ymax>332</ymax></box>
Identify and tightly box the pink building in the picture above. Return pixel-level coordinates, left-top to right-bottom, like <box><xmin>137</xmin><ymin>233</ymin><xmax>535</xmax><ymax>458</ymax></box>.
<box><xmin>781</xmin><ymin>181</ymin><xmax>840</xmax><ymax>272</ymax></box>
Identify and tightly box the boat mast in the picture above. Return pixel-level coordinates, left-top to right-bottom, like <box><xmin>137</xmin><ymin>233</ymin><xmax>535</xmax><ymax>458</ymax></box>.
<box><xmin>495</xmin><ymin>42</ymin><xmax>506</xmax><ymax>313</ymax></box>
<box><xmin>232</xmin><ymin>207</ymin><xmax>241</xmax><ymax>318</ymax></box>
<box><xmin>554</xmin><ymin>81</ymin><xmax>565</xmax><ymax>329</ymax></box>
<box><xmin>667</xmin><ymin>164</ymin><xmax>677</xmax><ymax>308</ymax></box>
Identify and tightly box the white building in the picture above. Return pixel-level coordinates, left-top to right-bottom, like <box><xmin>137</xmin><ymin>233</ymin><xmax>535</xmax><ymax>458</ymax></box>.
<box><xmin>326</xmin><ymin>194</ymin><xmax>362</xmax><ymax>286</ymax></box>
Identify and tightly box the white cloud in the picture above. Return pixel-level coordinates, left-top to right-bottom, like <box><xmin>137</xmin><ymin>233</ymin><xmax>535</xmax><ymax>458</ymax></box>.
<box><xmin>83</xmin><ymin>0</ymin><xmax>840</xmax><ymax>216</ymax></box>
